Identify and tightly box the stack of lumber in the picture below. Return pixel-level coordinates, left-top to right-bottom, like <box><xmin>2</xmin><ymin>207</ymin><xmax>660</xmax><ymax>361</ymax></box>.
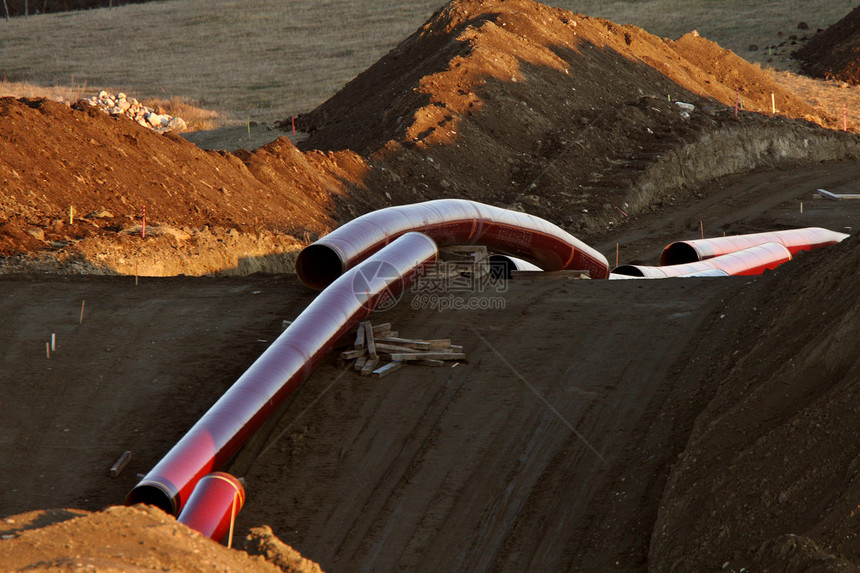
<box><xmin>421</xmin><ymin>245</ymin><xmax>490</xmax><ymax>282</ymax></box>
<box><xmin>339</xmin><ymin>321</ymin><xmax>466</xmax><ymax>378</ymax></box>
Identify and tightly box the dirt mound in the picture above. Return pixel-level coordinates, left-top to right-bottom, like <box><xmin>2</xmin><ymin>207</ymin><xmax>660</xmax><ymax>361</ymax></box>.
<box><xmin>0</xmin><ymin>96</ymin><xmax>365</xmax><ymax>274</ymax></box>
<box><xmin>295</xmin><ymin>0</ymin><xmax>857</xmax><ymax>233</ymax></box>
<box><xmin>0</xmin><ymin>504</ymin><xmax>319</xmax><ymax>571</ymax></box>
<box><xmin>795</xmin><ymin>5</ymin><xmax>860</xmax><ymax>85</ymax></box>
<box><xmin>649</xmin><ymin>232</ymin><xmax>860</xmax><ymax>570</ymax></box>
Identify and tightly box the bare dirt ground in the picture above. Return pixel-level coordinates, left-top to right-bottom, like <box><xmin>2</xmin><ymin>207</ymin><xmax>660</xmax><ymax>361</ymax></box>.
<box><xmin>2</xmin><ymin>162</ymin><xmax>859</xmax><ymax>572</ymax></box>
<box><xmin>3</xmin><ymin>0</ymin><xmax>860</xmax><ymax>571</ymax></box>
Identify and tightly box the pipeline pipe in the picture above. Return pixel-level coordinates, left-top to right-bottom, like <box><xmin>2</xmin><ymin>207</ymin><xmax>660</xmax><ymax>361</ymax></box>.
<box><xmin>660</xmin><ymin>227</ymin><xmax>848</xmax><ymax>266</ymax></box>
<box><xmin>296</xmin><ymin>199</ymin><xmax>610</xmax><ymax>289</ymax></box>
<box><xmin>614</xmin><ymin>242</ymin><xmax>792</xmax><ymax>278</ymax></box>
<box><xmin>488</xmin><ymin>254</ymin><xmax>542</xmax><ymax>280</ymax></box>
<box><xmin>126</xmin><ymin>232</ymin><xmax>439</xmax><ymax>515</ymax></box>
<box><xmin>177</xmin><ymin>472</ymin><xmax>245</xmax><ymax>543</ymax></box>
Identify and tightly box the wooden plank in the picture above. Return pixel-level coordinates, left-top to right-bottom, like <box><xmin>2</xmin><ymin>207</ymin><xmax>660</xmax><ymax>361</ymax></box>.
<box><xmin>376</xmin><ymin>337</ymin><xmax>431</xmax><ymax>350</ymax></box>
<box><xmin>360</xmin><ymin>358</ymin><xmax>380</xmax><ymax>376</ymax></box>
<box><xmin>372</xmin><ymin>361</ymin><xmax>404</xmax><ymax>378</ymax></box>
<box><xmin>109</xmin><ymin>450</ymin><xmax>132</xmax><ymax>478</ymax></box>
<box><xmin>354</xmin><ymin>322</ymin><xmax>366</xmax><ymax>350</ymax></box>
<box><xmin>340</xmin><ymin>348</ymin><xmax>365</xmax><ymax>360</ymax></box>
<box><xmin>389</xmin><ymin>352</ymin><xmax>467</xmax><ymax>362</ymax></box>
<box><xmin>364</xmin><ymin>321</ymin><xmax>378</xmax><ymax>360</ymax></box>
<box><xmin>422</xmin><ymin>339</ymin><xmax>451</xmax><ymax>349</ymax></box>
<box><xmin>370</xmin><ymin>323</ymin><xmax>391</xmax><ymax>335</ymax></box>
<box><xmin>353</xmin><ymin>355</ymin><xmax>368</xmax><ymax>372</ymax></box>
<box><xmin>375</xmin><ymin>342</ymin><xmax>418</xmax><ymax>354</ymax></box>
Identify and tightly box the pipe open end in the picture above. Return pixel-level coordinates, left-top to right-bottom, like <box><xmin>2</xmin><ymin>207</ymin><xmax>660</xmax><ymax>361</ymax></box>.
<box><xmin>295</xmin><ymin>244</ymin><xmax>344</xmax><ymax>290</ymax></box>
<box><xmin>660</xmin><ymin>242</ymin><xmax>699</xmax><ymax>266</ymax></box>
<box><xmin>611</xmin><ymin>265</ymin><xmax>646</xmax><ymax>277</ymax></box>
<box><xmin>125</xmin><ymin>482</ymin><xmax>179</xmax><ymax>516</ymax></box>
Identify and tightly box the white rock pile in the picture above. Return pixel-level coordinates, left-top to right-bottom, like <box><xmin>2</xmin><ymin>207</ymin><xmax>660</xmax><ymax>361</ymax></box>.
<box><xmin>81</xmin><ymin>91</ymin><xmax>187</xmax><ymax>133</ymax></box>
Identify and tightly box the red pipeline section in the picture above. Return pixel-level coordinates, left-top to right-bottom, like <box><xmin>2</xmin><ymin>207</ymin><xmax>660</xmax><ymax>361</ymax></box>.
<box><xmin>613</xmin><ymin>242</ymin><xmax>793</xmax><ymax>278</ymax></box>
<box><xmin>126</xmin><ymin>232</ymin><xmax>438</xmax><ymax>517</ymax></box>
<box><xmin>295</xmin><ymin>199</ymin><xmax>610</xmax><ymax>288</ymax></box>
<box><xmin>177</xmin><ymin>472</ymin><xmax>245</xmax><ymax>544</ymax></box>
<box><xmin>660</xmin><ymin>227</ymin><xmax>848</xmax><ymax>266</ymax></box>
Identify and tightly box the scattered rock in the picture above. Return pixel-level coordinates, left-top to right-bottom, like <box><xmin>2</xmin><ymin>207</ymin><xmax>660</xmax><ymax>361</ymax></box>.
<box><xmin>80</xmin><ymin>91</ymin><xmax>187</xmax><ymax>133</ymax></box>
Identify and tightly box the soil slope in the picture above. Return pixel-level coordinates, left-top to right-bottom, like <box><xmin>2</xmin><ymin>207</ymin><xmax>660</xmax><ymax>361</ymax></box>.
<box><xmin>296</xmin><ymin>0</ymin><xmax>859</xmax><ymax>232</ymax></box>
<box><xmin>651</xmin><ymin>232</ymin><xmax>860</xmax><ymax>572</ymax></box>
<box><xmin>796</xmin><ymin>5</ymin><xmax>860</xmax><ymax>85</ymax></box>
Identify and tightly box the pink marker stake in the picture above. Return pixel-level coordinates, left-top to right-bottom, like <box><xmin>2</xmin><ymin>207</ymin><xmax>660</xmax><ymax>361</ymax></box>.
<box><xmin>291</xmin><ymin>116</ymin><xmax>296</xmax><ymax>135</ymax></box>
<box><xmin>142</xmin><ymin>206</ymin><xmax>146</xmax><ymax>239</ymax></box>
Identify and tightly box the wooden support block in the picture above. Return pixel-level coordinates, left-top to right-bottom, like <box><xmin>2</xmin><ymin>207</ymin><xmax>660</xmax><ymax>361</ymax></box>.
<box><xmin>370</xmin><ymin>323</ymin><xmax>391</xmax><ymax>335</ymax></box>
<box><xmin>340</xmin><ymin>349</ymin><xmax>365</xmax><ymax>360</ymax></box>
<box><xmin>364</xmin><ymin>321</ymin><xmax>378</xmax><ymax>360</ymax></box>
<box><xmin>414</xmin><ymin>359</ymin><xmax>445</xmax><ymax>367</ymax></box>
<box><xmin>422</xmin><ymin>339</ymin><xmax>452</xmax><ymax>349</ymax></box>
<box><xmin>360</xmin><ymin>358</ymin><xmax>380</xmax><ymax>376</ymax></box>
<box><xmin>110</xmin><ymin>450</ymin><xmax>132</xmax><ymax>478</ymax></box>
<box><xmin>353</xmin><ymin>355</ymin><xmax>368</xmax><ymax>372</ymax></box>
<box><xmin>375</xmin><ymin>343</ymin><xmax>418</xmax><ymax>354</ymax></box>
<box><xmin>354</xmin><ymin>322</ymin><xmax>366</xmax><ymax>350</ymax></box>
<box><xmin>372</xmin><ymin>361</ymin><xmax>404</xmax><ymax>378</ymax></box>
<box><xmin>389</xmin><ymin>352</ymin><xmax>467</xmax><ymax>362</ymax></box>
<box><xmin>376</xmin><ymin>337</ymin><xmax>431</xmax><ymax>350</ymax></box>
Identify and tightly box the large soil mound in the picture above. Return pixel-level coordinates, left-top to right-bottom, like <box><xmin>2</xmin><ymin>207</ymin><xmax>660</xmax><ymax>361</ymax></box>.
<box><xmin>650</xmin><ymin>232</ymin><xmax>860</xmax><ymax>571</ymax></box>
<box><xmin>0</xmin><ymin>97</ymin><xmax>364</xmax><ymax>275</ymax></box>
<box><xmin>296</xmin><ymin>0</ymin><xmax>859</xmax><ymax>233</ymax></box>
<box><xmin>795</xmin><ymin>5</ymin><xmax>860</xmax><ymax>85</ymax></box>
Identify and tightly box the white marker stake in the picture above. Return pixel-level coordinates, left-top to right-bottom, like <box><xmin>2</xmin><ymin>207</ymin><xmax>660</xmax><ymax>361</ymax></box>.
<box><xmin>51</xmin><ymin>333</ymin><xmax>56</xmax><ymax>352</ymax></box>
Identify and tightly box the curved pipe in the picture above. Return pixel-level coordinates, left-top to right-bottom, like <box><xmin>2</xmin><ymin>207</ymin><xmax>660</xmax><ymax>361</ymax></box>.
<box><xmin>177</xmin><ymin>472</ymin><xmax>245</xmax><ymax>543</ymax></box>
<box><xmin>296</xmin><ymin>199</ymin><xmax>609</xmax><ymax>288</ymax></box>
<box><xmin>614</xmin><ymin>242</ymin><xmax>792</xmax><ymax>278</ymax></box>
<box><xmin>488</xmin><ymin>254</ymin><xmax>542</xmax><ymax>280</ymax></box>
<box><xmin>126</xmin><ymin>232</ymin><xmax>438</xmax><ymax>515</ymax></box>
<box><xmin>660</xmin><ymin>228</ymin><xmax>848</xmax><ymax>266</ymax></box>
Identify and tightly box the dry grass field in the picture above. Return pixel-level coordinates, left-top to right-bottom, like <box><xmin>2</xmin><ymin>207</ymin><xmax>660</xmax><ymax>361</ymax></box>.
<box><xmin>0</xmin><ymin>0</ymin><xmax>857</xmax><ymax>128</ymax></box>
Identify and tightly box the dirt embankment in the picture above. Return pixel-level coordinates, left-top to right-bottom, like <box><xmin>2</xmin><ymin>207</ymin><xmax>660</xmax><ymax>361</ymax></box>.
<box><xmin>796</xmin><ymin>5</ymin><xmax>860</xmax><ymax>85</ymax></box>
<box><xmin>0</xmin><ymin>97</ymin><xmax>364</xmax><ymax>275</ymax></box>
<box><xmin>3</xmin><ymin>0</ymin><xmax>860</xmax><ymax>276</ymax></box>
<box><xmin>296</xmin><ymin>0</ymin><xmax>860</xmax><ymax>234</ymax></box>
<box><xmin>649</xmin><ymin>233</ymin><xmax>860</xmax><ymax>571</ymax></box>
